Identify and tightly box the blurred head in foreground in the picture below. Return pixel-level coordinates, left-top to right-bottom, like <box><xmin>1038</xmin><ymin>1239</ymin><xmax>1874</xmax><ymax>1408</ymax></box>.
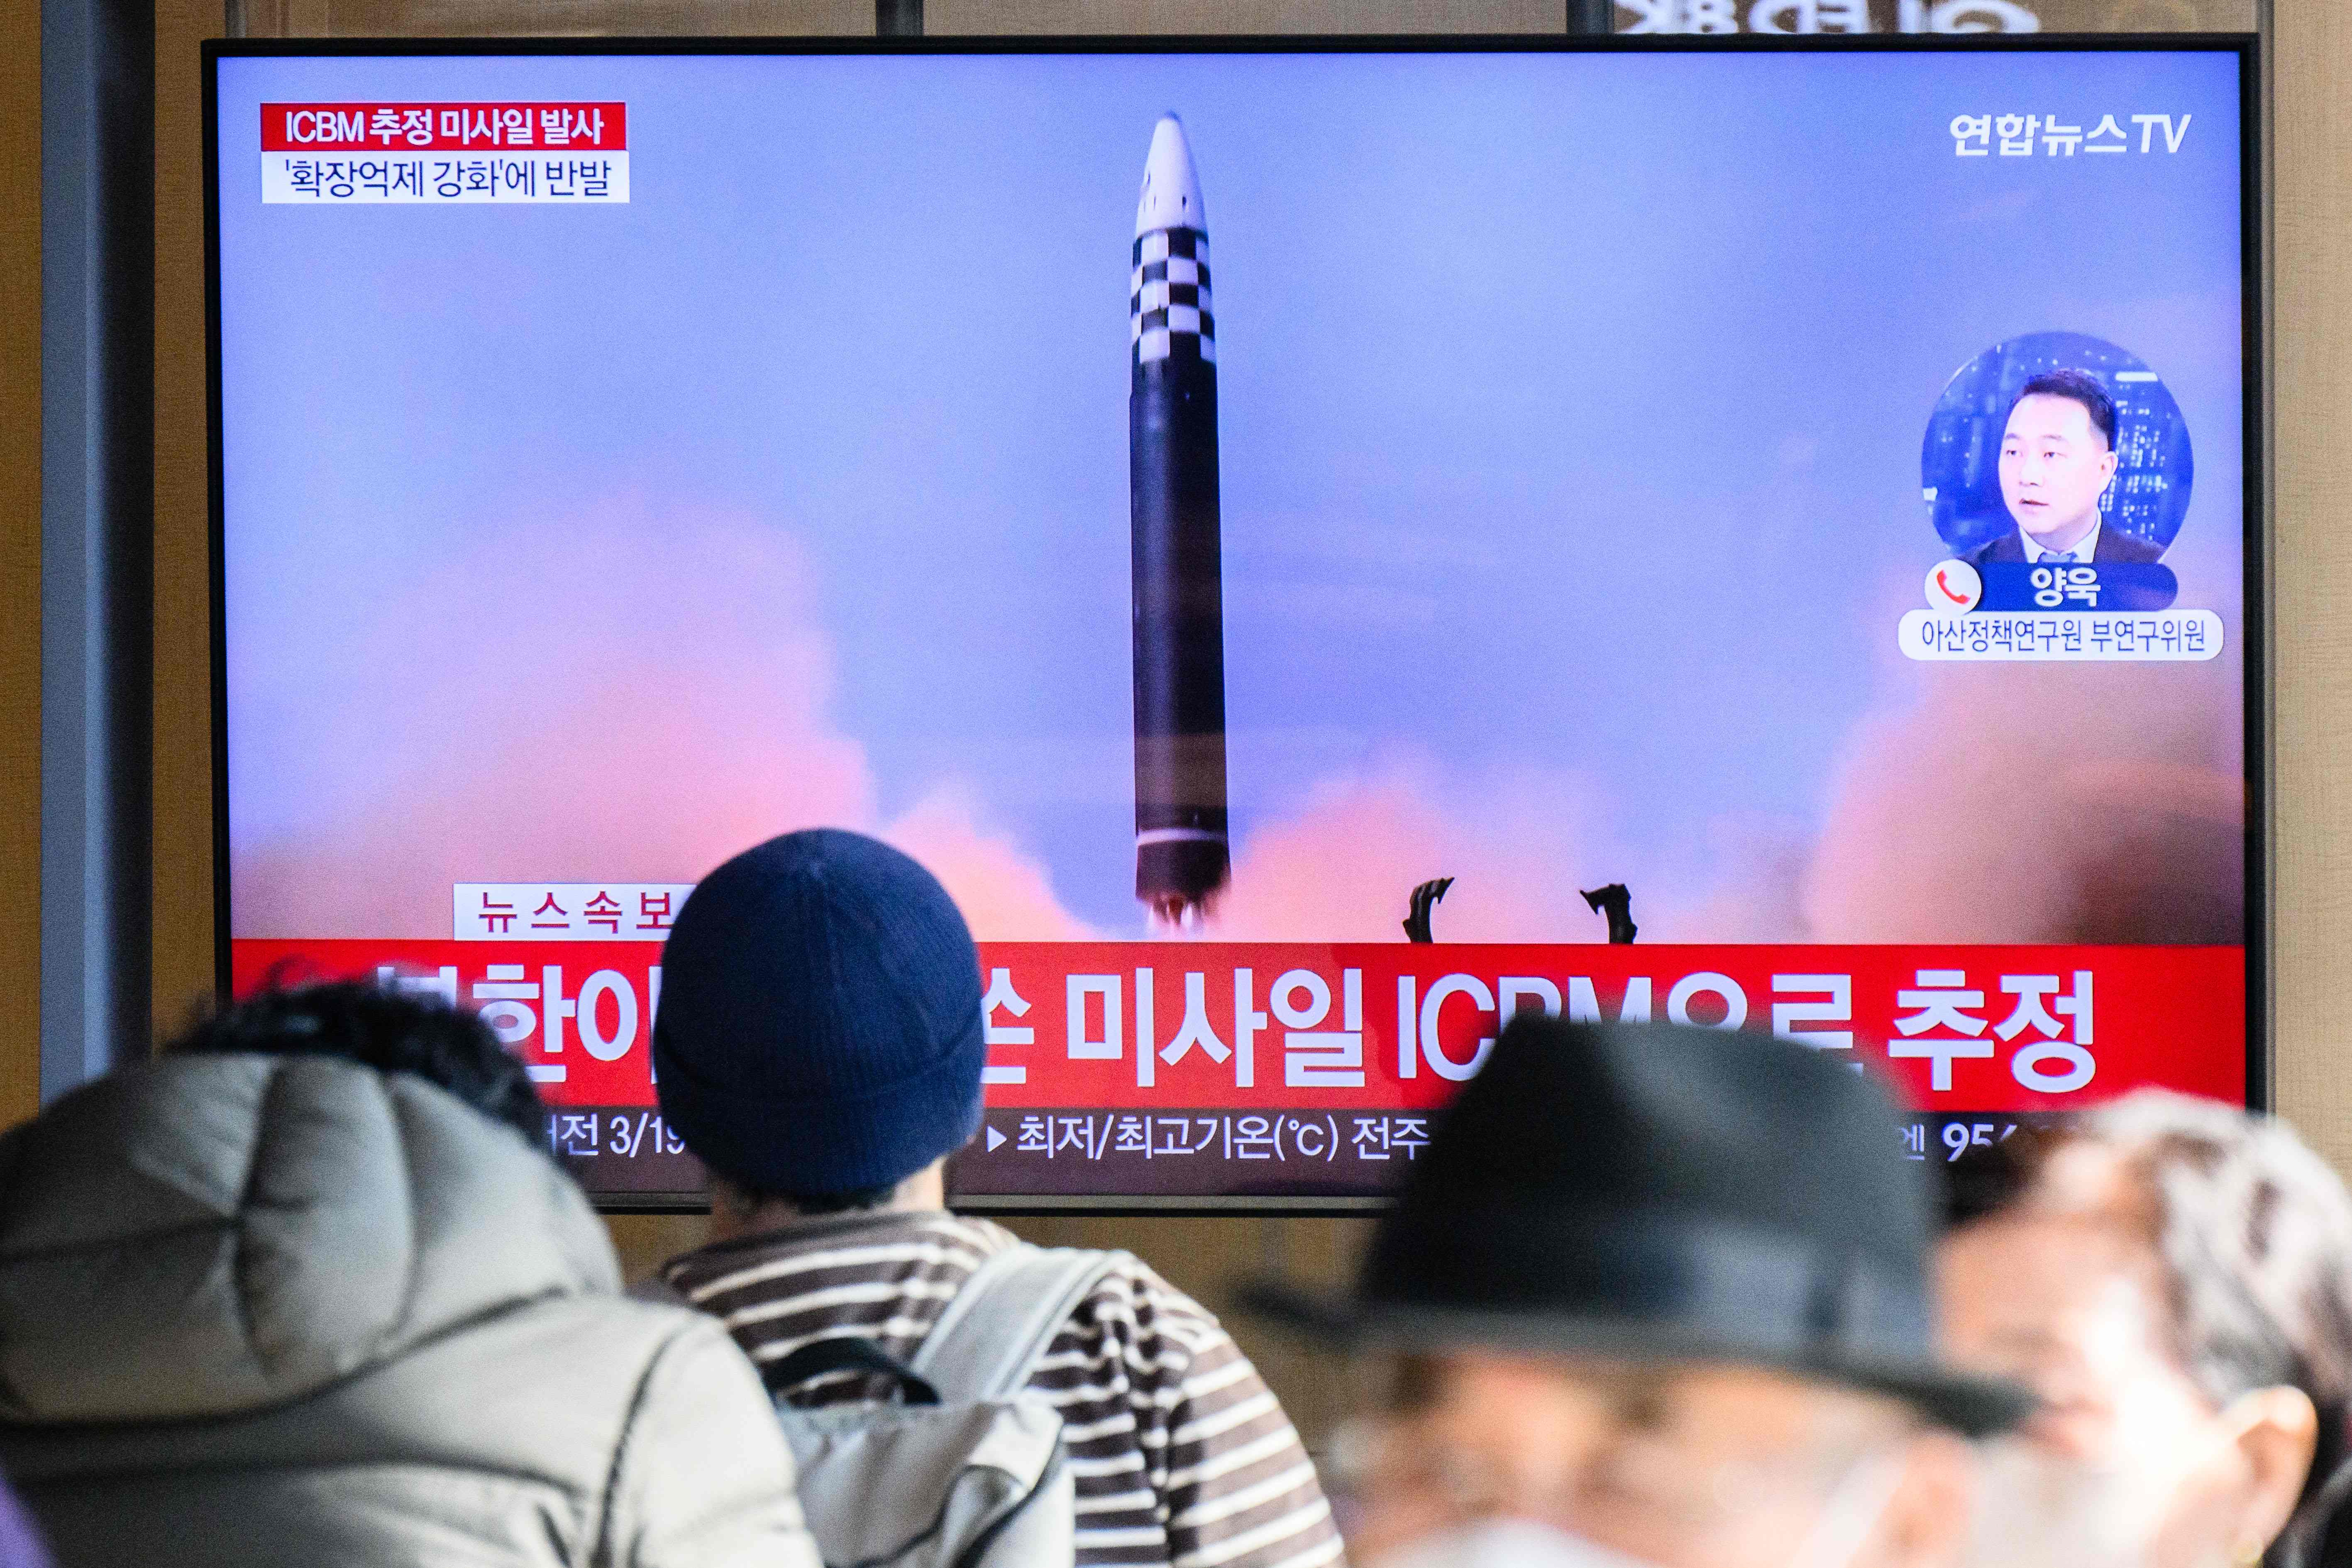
<box><xmin>1282</xmin><ymin>1015</ymin><xmax>2029</xmax><ymax>1568</ymax></box>
<box><xmin>1939</xmin><ymin>1093</ymin><xmax>2352</xmax><ymax>1568</ymax></box>
<box><xmin>652</xmin><ymin>828</ymin><xmax>986</xmax><ymax>1224</ymax></box>
<box><xmin>169</xmin><ymin>976</ymin><xmax>550</xmax><ymax>1142</ymax></box>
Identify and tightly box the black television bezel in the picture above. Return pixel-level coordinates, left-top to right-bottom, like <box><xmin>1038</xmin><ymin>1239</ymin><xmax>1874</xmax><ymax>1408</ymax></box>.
<box><xmin>203</xmin><ymin>30</ymin><xmax>2267</xmax><ymax>1216</ymax></box>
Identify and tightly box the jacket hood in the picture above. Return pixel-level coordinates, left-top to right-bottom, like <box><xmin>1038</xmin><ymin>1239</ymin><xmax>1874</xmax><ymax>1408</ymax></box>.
<box><xmin>0</xmin><ymin>1054</ymin><xmax>620</xmax><ymax>1425</ymax></box>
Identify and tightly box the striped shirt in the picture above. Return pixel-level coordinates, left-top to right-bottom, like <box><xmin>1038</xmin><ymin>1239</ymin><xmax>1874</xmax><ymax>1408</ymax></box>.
<box><xmin>661</xmin><ymin>1211</ymin><xmax>1343</xmax><ymax>1568</ymax></box>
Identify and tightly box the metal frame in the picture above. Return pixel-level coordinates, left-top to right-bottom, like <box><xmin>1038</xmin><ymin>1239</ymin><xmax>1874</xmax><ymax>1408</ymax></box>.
<box><xmin>43</xmin><ymin>0</ymin><xmax>154</xmax><ymax>1105</ymax></box>
<box><xmin>203</xmin><ymin>31</ymin><xmax>2266</xmax><ymax>1214</ymax></box>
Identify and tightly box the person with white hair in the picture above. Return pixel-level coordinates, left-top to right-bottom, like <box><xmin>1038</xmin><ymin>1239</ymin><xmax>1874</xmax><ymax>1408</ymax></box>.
<box><xmin>1940</xmin><ymin>1092</ymin><xmax>2352</xmax><ymax>1568</ymax></box>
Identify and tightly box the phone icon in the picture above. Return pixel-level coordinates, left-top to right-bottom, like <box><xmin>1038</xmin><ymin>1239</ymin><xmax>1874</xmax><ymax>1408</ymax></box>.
<box><xmin>1925</xmin><ymin>559</ymin><xmax>1981</xmax><ymax>612</ymax></box>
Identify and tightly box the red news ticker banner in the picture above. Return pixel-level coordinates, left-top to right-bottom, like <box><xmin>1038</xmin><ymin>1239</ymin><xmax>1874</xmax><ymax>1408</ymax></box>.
<box><xmin>232</xmin><ymin>940</ymin><xmax>2245</xmax><ymax>1116</ymax></box>
<box><xmin>260</xmin><ymin>103</ymin><xmax>628</xmax><ymax>152</ymax></box>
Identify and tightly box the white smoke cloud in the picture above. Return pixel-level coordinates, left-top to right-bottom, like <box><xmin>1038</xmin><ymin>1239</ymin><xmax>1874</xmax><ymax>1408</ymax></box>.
<box><xmin>233</xmin><ymin>504</ymin><xmax>1097</xmax><ymax>941</ymax></box>
<box><xmin>1204</xmin><ymin>762</ymin><xmax>1622</xmax><ymax>943</ymax></box>
<box><xmin>1800</xmin><ymin>659</ymin><xmax>2242</xmax><ymax>944</ymax></box>
<box><xmin>236</xmin><ymin>503</ymin><xmax>2242</xmax><ymax>950</ymax></box>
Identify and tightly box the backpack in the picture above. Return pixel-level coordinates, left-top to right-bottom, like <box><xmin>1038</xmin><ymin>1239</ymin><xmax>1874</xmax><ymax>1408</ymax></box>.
<box><xmin>762</xmin><ymin>1244</ymin><xmax>1126</xmax><ymax>1568</ymax></box>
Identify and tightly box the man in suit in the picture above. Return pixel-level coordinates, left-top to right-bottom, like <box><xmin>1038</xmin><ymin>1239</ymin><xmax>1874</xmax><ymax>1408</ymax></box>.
<box><xmin>1963</xmin><ymin>367</ymin><xmax>2162</xmax><ymax>568</ymax></box>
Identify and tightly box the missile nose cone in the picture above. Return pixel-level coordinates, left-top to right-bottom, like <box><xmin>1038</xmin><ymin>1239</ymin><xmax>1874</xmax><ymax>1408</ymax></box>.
<box><xmin>1135</xmin><ymin>114</ymin><xmax>1206</xmax><ymax>238</ymax></box>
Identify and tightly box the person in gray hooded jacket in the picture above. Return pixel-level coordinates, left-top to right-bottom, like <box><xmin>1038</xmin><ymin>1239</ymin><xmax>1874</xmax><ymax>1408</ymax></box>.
<box><xmin>0</xmin><ymin>981</ymin><xmax>821</xmax><ymax>1568</ymax></box>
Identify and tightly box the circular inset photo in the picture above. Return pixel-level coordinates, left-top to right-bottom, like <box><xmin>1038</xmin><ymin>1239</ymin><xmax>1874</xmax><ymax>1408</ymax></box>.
<box><xmin>1921</xmin><ymin>331</ymin><xmax>2192</xmax><ymax>562</ymax></box>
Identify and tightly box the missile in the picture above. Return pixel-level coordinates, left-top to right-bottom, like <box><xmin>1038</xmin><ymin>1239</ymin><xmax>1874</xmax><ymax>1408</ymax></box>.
<box><xmin>1130</xmin><ymin>114</ymin><xmax>1230</xmax><ymax>926</ymax></box>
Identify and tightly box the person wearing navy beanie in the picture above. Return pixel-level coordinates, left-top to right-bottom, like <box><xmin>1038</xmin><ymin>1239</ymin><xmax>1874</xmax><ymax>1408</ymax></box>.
<box><xmin>652</xmin><ymin>828</ymin><xmax>987</xmax><ymax>1203</ymax></box>
<box><xmin>647</xmin><ymin>828</ymin><xmax>1343</xmax><ymax>1568</ymax></box>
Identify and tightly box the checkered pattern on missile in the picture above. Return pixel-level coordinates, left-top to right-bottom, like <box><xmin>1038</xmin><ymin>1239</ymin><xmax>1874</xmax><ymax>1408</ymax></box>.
<box><xmin>1131</xmin><ymin>227</ymin><xmax>1214</xmax><ymax>365</ymax></box>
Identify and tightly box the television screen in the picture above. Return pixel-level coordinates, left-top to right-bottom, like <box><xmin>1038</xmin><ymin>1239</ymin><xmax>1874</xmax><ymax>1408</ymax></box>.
<box><xmin>211</xmin><ymin>37</ymin><xmax>2256</xmax><ymax>1209</ymax></box>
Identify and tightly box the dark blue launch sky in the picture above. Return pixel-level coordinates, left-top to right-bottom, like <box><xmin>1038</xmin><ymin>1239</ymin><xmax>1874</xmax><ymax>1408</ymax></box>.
<box><xmin>217</xmin><ymin>46</ymin><xmax>2246</xmax><ymax>938</ymax></box>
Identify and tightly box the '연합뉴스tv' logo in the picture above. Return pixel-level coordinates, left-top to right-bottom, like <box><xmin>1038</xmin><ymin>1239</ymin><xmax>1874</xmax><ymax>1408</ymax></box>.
<box><xmin>259</xmin><ymin>103</ymin><xmax>630</xmax><ymax>203</ymax></box>
<box><xmin>1948</xmin><ymin>111</ymin><xmax>2191</xmax><ymax>159</ymax></box>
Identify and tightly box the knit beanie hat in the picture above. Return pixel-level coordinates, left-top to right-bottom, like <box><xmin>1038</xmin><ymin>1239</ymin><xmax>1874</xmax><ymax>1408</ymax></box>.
<box><xmin>652</xmin><ymin>829</ymin><xmax>987</xmax><ymax>1197</ymax></box>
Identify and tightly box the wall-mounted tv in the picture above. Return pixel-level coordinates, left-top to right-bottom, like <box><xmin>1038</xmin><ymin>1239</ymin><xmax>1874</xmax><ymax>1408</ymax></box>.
<box><xmin>208</xmin><ymin>34</ymin><xmax>2259</xmax><ymax>1210</ymax></box>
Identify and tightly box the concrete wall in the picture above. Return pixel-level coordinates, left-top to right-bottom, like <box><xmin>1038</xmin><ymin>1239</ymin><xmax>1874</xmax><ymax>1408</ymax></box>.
<box><xmin>2267</xmin><ymin>0</ymin><xmax>2352</xmax><ymax>1173</ymax></box>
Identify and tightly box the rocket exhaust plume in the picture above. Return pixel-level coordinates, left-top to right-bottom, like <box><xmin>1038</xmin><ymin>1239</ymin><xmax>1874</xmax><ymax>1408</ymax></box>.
<box><xmin>1130</xmin><ymin>114</ymin><xmax>1230</xmax><ymax>925</ymax></box>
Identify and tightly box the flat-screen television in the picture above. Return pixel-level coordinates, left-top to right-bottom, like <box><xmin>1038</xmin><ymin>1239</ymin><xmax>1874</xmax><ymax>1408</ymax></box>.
<box><xmin>209</xmin><ymin>34</ymin><xmax>2258</xmax><ymax>1211</ymax></box>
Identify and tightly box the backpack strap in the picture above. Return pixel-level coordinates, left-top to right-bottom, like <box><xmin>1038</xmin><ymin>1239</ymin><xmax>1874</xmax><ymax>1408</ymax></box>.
<box><xmin>762</xmin><ymin>1336</ymin><xmax>942</xmax><ymax>1405</ymax></box>
<box><xmin>912</xmin><ymin>1243</ymin><xmax>1128</xmax><ymax>1403</ymax></box>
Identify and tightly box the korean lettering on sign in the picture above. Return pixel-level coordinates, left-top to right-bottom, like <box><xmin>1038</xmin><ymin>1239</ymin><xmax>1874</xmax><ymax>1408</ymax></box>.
<box><xmin>1888</xmin><ymin>969</ymin><xmax>2095</xmax><ymax>1095</ymax></box>
<box><xmin>372</xmin><ymin>960</ymin><xmax>659</xmax><ymax>1087</ymax></box>
<box><xmin>215</xmin><ymin>938</ymin><xmax>2234</xmax><ymax>1131</ymax></box>
<box><xmin>1952</xmin><ymin>112</ymin><xmax>2191</xmax><ymax>158</ymax></box>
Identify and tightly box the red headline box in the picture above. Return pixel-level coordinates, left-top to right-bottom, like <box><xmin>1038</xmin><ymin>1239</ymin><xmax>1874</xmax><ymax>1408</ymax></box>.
<box><xmin>260</xmin><ymin>103</ymin><xmax>627</xmax><ymax>152</ymax></box>
<box><xmin>232</xmin><ymin>939</ymin><xmax>2246</xmax><ymax>1118</ymax></box>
